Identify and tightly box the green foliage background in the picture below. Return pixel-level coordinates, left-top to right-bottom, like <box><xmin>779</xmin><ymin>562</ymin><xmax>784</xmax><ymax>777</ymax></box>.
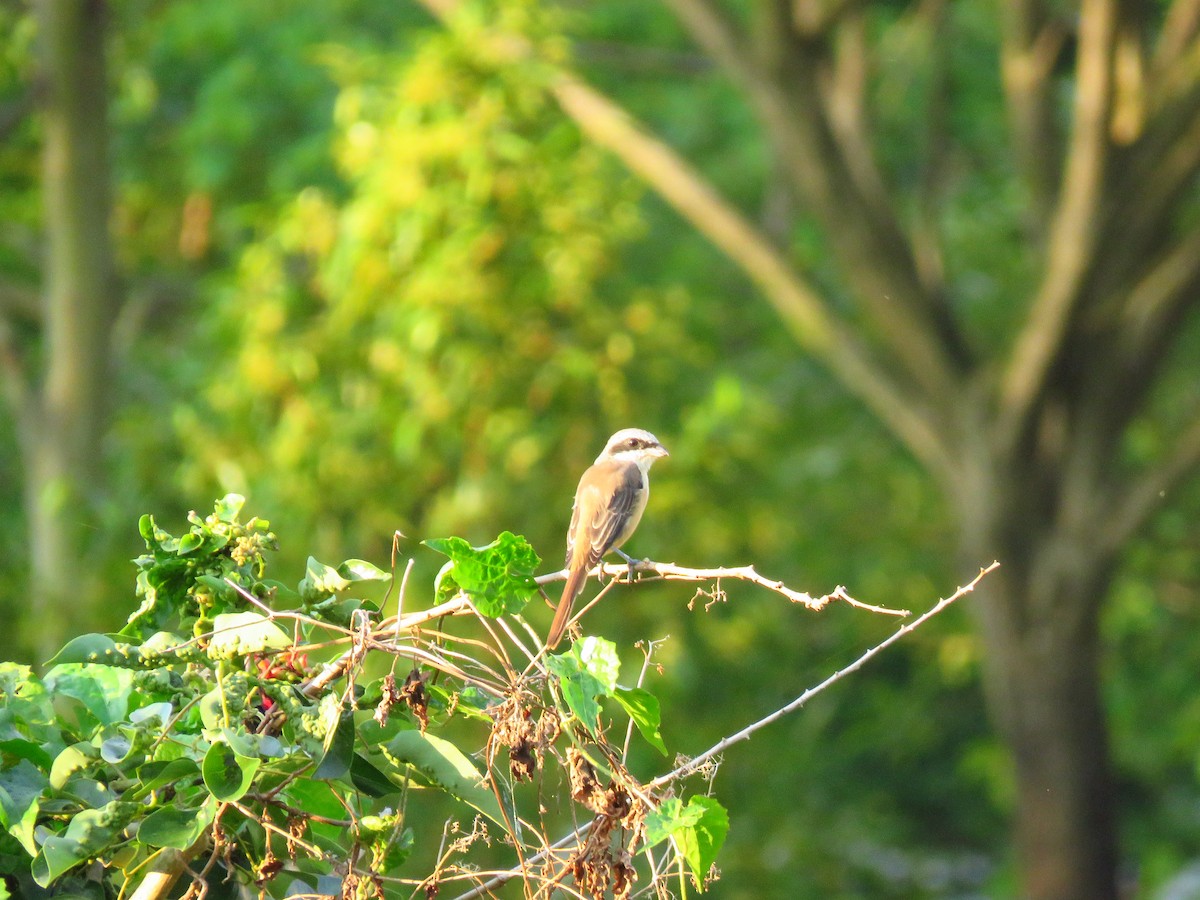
<box><xmin>1</xmin><ymin>0</ymin><xmax>1198</xmax><ymax>896</ymax></box>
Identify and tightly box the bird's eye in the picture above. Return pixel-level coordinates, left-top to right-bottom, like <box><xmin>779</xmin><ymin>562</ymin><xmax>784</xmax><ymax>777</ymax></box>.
<box><xmin>630</xmin><ymin>438</ymin><xmax>643</xmax><ymax>448</ymax></box>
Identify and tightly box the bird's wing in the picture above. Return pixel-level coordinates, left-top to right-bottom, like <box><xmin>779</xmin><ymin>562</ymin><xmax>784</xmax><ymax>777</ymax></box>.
<box><xmin>566</xmin><ymin>459</ymin><xmax>644</xmax><ymax>571</ymax></box>
<box><xmin>550</xmin><ymin>460</ymin><xmax>645</xmax><ymax>648</ymax></box>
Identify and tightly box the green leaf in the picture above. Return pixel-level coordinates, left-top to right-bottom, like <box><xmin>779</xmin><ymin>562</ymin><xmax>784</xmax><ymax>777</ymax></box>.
<box><xmin>298</xmin><ymin>557</ymin><xmax>352</xmax><ymax>602</ymax></box>
<box><xmin>99</xmin><ymin>734</ymin><xmax>135</xmax><ymax>765</ymax></box>
<box><xmin>612</xmin><ymin>687</ymin><xmax>667</xmax><ymax>755</ymax></box>
<box><xmin>280</xmin><ymin>779</ymin><xmax>344</xmax><ymax>821</ymax></box>
<box><xmin>207</xmin><ymin>612</ymin><xmax>291</xmax><ymax>658</ymax></box>
<box><xmin>382</xmin><ymin>730</ymin><xmax>505</xmax><ymax>827</ymax></box>
<box><xmin>314</xmin><ymin>710</ymin><xmax>355</xmax><ymax>781</ymax></box>
<box><xmin>546</xmin><ymin>637</ymin><xmax>621</xmax><ymax>735</ymax></box>
<box><xmin>129</xmin><ymin>702</ymin><xmax>174</xmax><ymax>726</ymax></box>
<box><xmin>350</xmin><ymin>753</ymin><xmax>397</xmax><ymax>798</ymax></box>
<box><xmin>49</xmin><ymin>743</ymin><xmax>99</xmax><ymax>790</ymax></box>
<box><xmin>337</xmin><ymin>559</ymin><xmax>391</xmax><ymax>584</ymax></box>
<box><xmin>134</xmin><ymin>758</ymin><xmax>200</xmax><ymax>797</ymax></box>
<box><xmin>202</xmin><ymin>742</ymin><xmax>259</xmax><ymax>802</ymax></box>
<box><xmin>139</xmin><ymin>796</ymin><xmax>217</xmax><ymax>849</ymax></box>
<box><xmin>0</xmin><ymin>738</ymin><xmax>53</xmax><ymax>771</ymax></box>
<box><xmin>221</xmin><ymin>728</ymin><xmax>283</xmax><ymax>760</ymax></box>
<box><xmin>422</xmin><ymin>532</ymin><xmax>540</xmax><ymax>616</ymax></box>
<box><xmin>214</xmin><ymin>494</ymin><xmax>246</xmax><ymax>524</ymax></box>
<box><xmin>33</xmin><ymin>802</ymin><xmax>130</xmax><ymax>886</ymax></box>
<box><xmin>307</xmin><ymin>596</ymin><xmax>378</xmax><ymax>628</ymax></box>
<box><xmin>138</xmin><ymin>514</ymin><xmax>157</xmax><ymax>546</ymax></box>
<box><xmin>63</xmin><ymin>803</ymin><xmax>122</xmax><ymax>853</ymax></box>
<box><xmin>177</xmin><ymin>532</ymin><xmax>204</xmax><ymax>556</ymax></box>
<box><xmin>575</xmin><ymin>637</ymin><xmax>620</xmax><ymax>692</ymax></box>
<box><xmin>644</xmin><ymin>795</ymin><xmax>729</xmax><ymax>886</ymax></box>
<box><xmin>0</xmin><ymin>759</ymin><xmax>47</xmax><ymax>854</ymax></box>
<box><xmin>47</xmin><ymin>665</ymin><xmax>135</xmax><ymax>728</ymax></box>
<box><xmin>32</xmin><ymin>835</ymin><xmax>86</xmax><ymax>887</ymax></box>
<box><xmin>45</xmin><ymin>635</ymin><xmax>121</xmax><ymax>668</ymax></box>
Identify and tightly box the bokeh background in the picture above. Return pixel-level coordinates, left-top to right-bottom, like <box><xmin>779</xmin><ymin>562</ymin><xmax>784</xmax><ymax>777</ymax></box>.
<box><xmin>2</xmin><ymin>1</ymin><xmax>1198</xmax><ymax>897</ymax></box>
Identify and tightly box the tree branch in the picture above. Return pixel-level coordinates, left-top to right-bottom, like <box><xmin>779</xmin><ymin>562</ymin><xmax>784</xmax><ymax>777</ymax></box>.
<box><xmin>1110</xmin><ymin>68</ymin><xmax>1200</xmax><ymax>236</ymax></box>
<box><xmin>1070</xmin><ymin>227</ymin><xmax>1200</xmax><ymax>454</ymax></box>
<box><xmin>1113</xmin><ymin>227</ymin><xmax>1200</xmax><ymax>370</ymax></box>
<box><xmin>552</xmin><ymin>76</ymin><xmax>955</xmax><ymax>475</ymax></box>
<box><xmin>912</xmin><ymin>0</ymin><xmax>952</xmax><ymax>298</ymax></box>
<box><xmin>1000</xmin><ymin>0</ymin><xmax>1067</xmax><ymax>230</ymax></box>
<box><xmin>663</xmin><ymin>0</ymin><xmax>973</xmax><ymax>400</ymax></box>
<box><xmin>1111</xmin><ymin>3</ymin><xmax>1150</xmax><ymax>144</ymax></box>
<box><xmin>1001</xmin><ymin>0</ymin><xmax>1120</xmax><ymax>441</ymax></box>
<box><xmin>1153</xmin><ymin>0</ymin><xmax>1200</xmax><ymax>76</ymax></box>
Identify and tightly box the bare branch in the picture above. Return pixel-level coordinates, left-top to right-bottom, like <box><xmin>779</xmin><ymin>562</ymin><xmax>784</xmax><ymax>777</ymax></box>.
<box><xmin>535</xmin><ymin>558</ymin><xmax>910</xmax><ymax>616</ymax></box>
<box><xmin>649</xmin><ymin>561</ymin><xmax>998</xmax><ymax>788</ymax></box>
<box><xmin>1108</xmin><ymin>73</ymin><xmax>1200</xmax><ymax>242</ymax></box>
<box><xmin>1111</xmin><ymin>227</ymin><xmax>1200</xmax><ymax>373</ymax></box>
<box><xmin>1111</xmin><ymin>5</ymin><xmax>1150</xmax><ymax>144</ymax></box>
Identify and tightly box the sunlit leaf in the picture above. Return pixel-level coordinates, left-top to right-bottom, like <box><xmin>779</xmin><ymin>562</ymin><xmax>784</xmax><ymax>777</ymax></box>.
<box><xmin>139</xmin><ymin>796</ymin><xmax>217</xmax><ymax>849</ymax></box>
<box><xmin>644</xmin><ymin>795</ymin><xmax>729</xmax><ymax>886</ymax></box>
<box><xmin>202</xmin><ymin>742</ymin><xmax>259</xmax><ymax>802</ymax></box>
<box><xmin>382</xmin><ymin>730</ymin><xmax>505</xmax><ymax>826</ymax></box>
<box><xmin>207</xmin><ymin>612</ymin><xmax>291</xmax><ymax>658</ymax></box>
<box><xmin>423</xmin><ymin>532</ymin><xmax>540</xmax><ymax>616</ymax></box>
<box><xmin>612</xmin><ymin>687</ymin><xmax>666</xmax><ymax>755</ymax></box>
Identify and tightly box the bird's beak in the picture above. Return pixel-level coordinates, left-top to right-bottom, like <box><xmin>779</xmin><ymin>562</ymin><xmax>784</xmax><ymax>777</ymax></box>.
<box><xmin>655</xmin><ymin>445</ymin><xmax>670</xmax><ymax>458</ymax></box>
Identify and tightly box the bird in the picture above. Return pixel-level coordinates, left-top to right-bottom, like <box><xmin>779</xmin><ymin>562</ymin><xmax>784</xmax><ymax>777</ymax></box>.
<box><xmin>546</xmin><ymin>428</ymin><xmax>669</xmax><ymax>649</ymax></box>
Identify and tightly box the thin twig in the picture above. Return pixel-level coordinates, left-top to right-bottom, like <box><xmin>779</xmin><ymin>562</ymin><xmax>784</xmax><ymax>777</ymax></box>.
<box><xmin>649</xmin><ymin>561</ymin><xmax>998</xmax><ymax>788</ymax></box>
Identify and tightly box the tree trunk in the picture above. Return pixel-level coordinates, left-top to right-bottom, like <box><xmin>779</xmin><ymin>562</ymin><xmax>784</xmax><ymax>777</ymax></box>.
<box><xmin>959</xmin><ymin>449</ymin><xmax>1119</xmax><ymax>900</ymax></box>
<box><xmin>28</xmin><ymin>0</ymin><xmax>117</xmax><ymax>660</ymax></box>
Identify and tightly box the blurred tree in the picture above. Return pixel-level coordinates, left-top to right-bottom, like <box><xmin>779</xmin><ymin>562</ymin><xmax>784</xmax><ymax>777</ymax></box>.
<box><xmin>0</xmin><ymin>0</ymin><xmax>119</xmax><ymax>660</ymax></box>
<box><xmin>411</xmin><ymin>1</ymin><xmax>1200</xmax><ymax>898</ymax></box>
<box><xmin>0</xmin><ymin>0</ymin><xmax>424</xmax><ymax>656</ymax></box>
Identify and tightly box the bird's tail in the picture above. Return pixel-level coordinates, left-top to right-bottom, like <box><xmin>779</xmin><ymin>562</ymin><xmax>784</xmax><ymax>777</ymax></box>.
<box><xmin>547</xmin><ymin>565</ymin><xmax>587</xmax><ymax>649</ymax></box>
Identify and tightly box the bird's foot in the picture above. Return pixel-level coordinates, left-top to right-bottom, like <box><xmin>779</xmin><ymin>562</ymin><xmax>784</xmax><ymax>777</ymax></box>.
<box><xmin>615</xmin><ymin>548</ymin><xmax>641</xmax><ymax>583</ymax></box>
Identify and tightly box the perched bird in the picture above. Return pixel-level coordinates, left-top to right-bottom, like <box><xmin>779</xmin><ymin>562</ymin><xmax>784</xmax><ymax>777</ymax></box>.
<box><xmin>546</xmin><ymin>428</ymin><xmax>669</xmax><ymax>649</ymax></box>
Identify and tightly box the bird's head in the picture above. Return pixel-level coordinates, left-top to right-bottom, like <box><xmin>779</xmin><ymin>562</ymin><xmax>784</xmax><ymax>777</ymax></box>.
<box><xmin>596</xmin><ymin>428</ymin><xmax>670</xmax><ymax>468</ymax></box>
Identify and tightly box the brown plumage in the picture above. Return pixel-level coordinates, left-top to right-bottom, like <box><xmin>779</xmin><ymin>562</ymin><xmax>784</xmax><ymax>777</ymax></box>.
<box><xmin>546</xmin><ymin>429</ymin><xmax>668</xmax><ymax>649</ymax></box>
